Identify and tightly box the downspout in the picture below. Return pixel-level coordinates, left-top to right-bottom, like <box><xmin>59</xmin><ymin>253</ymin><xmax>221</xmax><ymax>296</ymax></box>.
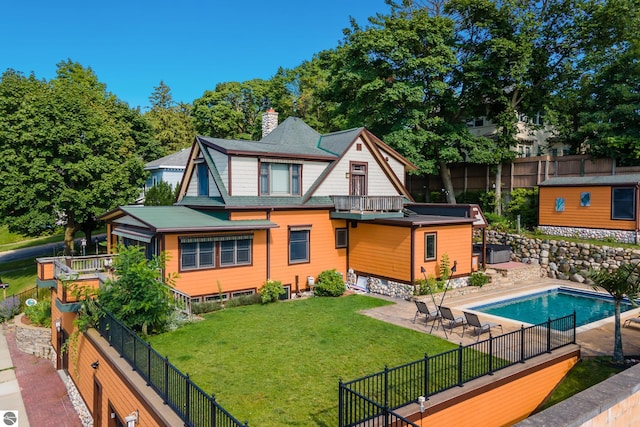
<box><xmin>267</xmin><ymin>210</ymin><xmax>271</xmax><ymax>280</ymax></box>
<box><xmin>410</xmin><ymin>226</ymin><xmax>416</xmax><ymax>284</ymax></box>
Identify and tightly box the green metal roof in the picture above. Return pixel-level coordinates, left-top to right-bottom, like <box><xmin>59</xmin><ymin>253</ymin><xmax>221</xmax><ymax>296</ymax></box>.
<box><xmin>117</xmin><ymin>206</ymin><xmax>276</xmax><ymax>231</ymax></box>
<box><xmin>539</xmin><ymin>174</ymin><xmax>640</xmax><ymax>187</ymax></box>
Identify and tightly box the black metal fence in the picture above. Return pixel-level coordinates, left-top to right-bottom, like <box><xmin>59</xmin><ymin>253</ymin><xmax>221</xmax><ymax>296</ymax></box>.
<box><xmin>96</xmin><ymin>309</ymin><xmax>247</xmax><ymax>427</ymax></box>
<box><xmin>338</xmin><ymin>313</ymin><xmax>576</xmax><ymax>427</ymax></box>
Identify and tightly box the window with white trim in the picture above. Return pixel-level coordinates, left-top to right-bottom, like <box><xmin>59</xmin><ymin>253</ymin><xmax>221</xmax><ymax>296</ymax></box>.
<box><xmin>260</xmin><ymin>163</ymin><xmax>301</xmax><ymax>195</ymax></box>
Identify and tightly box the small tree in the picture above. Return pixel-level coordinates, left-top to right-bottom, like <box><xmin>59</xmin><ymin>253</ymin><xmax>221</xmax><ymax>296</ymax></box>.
<box><xmin>260</xmin><ymin>279</ymin><xmax>285</xmax><ymax>303</ymax></box>
<box><xmin>98</xmin><ymin>245</ymin><xmax>176</xmax><ymax>335</ymax></box>
<box><xmin>144</xmin><ymin>180</ymin><xmax>178</xmax><ymax>206</ymax></box>
<box><xmin>590</xmin><ymin>262</ymin><xmax>640</xmax><ymax>364</ymax></box>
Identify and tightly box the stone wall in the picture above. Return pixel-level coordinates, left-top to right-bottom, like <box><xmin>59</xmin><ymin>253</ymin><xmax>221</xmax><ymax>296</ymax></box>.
<box><xmin>14</xmin><ymin>313</ymin><xmax>55</xmax><ymax>364</ymax></box>
<box><xmin>366</xmin><ymin>276</ymin><xmax>469</xmax><ymax>300</ymax></box>
<box><xmin>487</xmin><ymin>230</ymin><xmax>640</xmax><ymax>282</ymax></box>
<box><xmin>538</xmin><ymin>225</ymin><xmax>638</xmax><ymax>245</ymax></box>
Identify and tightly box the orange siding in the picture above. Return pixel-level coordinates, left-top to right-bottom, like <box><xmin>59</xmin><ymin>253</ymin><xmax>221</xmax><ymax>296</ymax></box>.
<box><xmin>539</xmin><ymin>186</ymin><xmax>636</xmax><ymax>230</ymax></box>
<box><xmin>349</xmin><ymin>223</ymin><xmax>412</xmax><ymax>282</ymax></box>
<box><xmin>414</xmin><ymin>224</ymin><xmax>473</xmax><ymax>279</ymax></box>
<box><xmin>229</xmin><ymin>211</ymin><xmax>268</xmax><ymax>220</ymax></box>
<box><xmin>415</xmin><ymin>355</ymin><xmax>578</xmax><ymax>427</ymax></box>
<box><xmin>268</xmin><ymin>210</ymin><xmax>347</xmax><ymax>290</ymax></box>
<box><xmin>38</xmin><ymin>260</ymin><xmax>54</xmax><ymax>280</ymax></box>
<box><xmin>164</xmin><ymin>230</ymin><xmax>268</xmax><ymax>297</ymax></box>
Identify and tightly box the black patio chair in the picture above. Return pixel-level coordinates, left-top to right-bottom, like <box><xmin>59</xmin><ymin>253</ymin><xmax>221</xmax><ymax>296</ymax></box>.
<box><xmin>413</xmin><ymin>300</ymin><xmax>440</xmax><ymax>327</ymax></box>
<box><xmin>439</xmin><ymin>306</ymin><xmax>466</xmax><ymax>335</ymax></box>
<box><xmin>463</xmin><ymin>311</ymin><xmax>503</xmax><ymax>341</ymax></box>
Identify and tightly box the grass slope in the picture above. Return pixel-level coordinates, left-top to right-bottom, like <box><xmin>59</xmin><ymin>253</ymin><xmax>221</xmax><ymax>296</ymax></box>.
<box><xmin>150</xmin><ymin>295</ymin><xmax>456</xmax><ymax>426</ymax></box>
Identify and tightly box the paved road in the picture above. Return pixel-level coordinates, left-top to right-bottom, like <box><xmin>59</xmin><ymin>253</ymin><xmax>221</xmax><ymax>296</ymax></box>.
<box><xmin>0</xmin><ymin>235</ymin><xmax>106</xmax><ymax>263</ymax></box>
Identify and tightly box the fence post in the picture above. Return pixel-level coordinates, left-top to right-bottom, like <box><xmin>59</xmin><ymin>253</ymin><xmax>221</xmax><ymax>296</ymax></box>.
<box><xmin>488</xmin><ymin>335</ymin><xmax>494</xmax><ymax>375</ymax></box>
<box><xmin>210</xmin><ymin>393</ymin><xmax>216</xmax><ymax>427</ymax></box>
<box><xmin>384</xmin><ymin>366</ymin><xmax>389</xmax><ymax>426</ymax></box>
<box><xmin>520</xmin><ymin>325</ymin><xmax>526</xmax><ymax>363</ymax></box>
<box><xmin>185</xmin><ymin>373</ymin><xmax>190</xmax><ymax>426</ymax></box>
<box><xmin>546</xmin><ymin>317</ymin><xmax>552</xmax><ymax>353</ymax></box>
<box><xmin>423</xmin><ymin>353</ymin><xmax>429</xmax><ymax>399</ymax></box>
<box><xmin>458</xmin><ymin>344</ymin><xmax>464</xmax><ymax>387</ymax></box>
<box><xmin>338</xmin><ymin>379</ymin><xmax>344</xmax><ymax>427</ymax></box>
<box><xmin>163</xmin><ymin>356</ymin><xmax>169</xmax><ymax>404</ymax></box>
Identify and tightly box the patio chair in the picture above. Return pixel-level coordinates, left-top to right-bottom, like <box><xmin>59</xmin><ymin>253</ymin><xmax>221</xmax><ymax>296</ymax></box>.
<box><xmin>463</xmin><ymin>311</ymin><xmax>503</xmax><ymax>341</ymax></box>
<box><xmin>439</xmin><ymin>306</ymin><xmax>466</xmax><ymax>335</ymax></box>
<box><xmin>412</xmin><ymin>300</ymin><xmax>439</xmax><ymax>326</ymax></box>
<box><xmin>623</xmin><ymin>316</ymin><xmax>640</xmax><ymax>328</ymax></box>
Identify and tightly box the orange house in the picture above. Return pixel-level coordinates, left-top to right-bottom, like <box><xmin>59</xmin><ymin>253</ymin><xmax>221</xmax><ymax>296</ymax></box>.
<box><xmin>98</xmin><ymin>114</ymin><xmax>486</xmax><ymax>301</ymax></box>
<box><xmin>538</xmin><ymin>174</ymin><xmax>640</xmax><ymax>244</ymax></box>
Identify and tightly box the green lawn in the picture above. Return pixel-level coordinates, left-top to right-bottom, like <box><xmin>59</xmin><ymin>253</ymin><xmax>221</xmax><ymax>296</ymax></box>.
<box><xmin>150</xmin><ymin>295</ymin><xmax>457</xmax><ymax>426</ymax></box>
<box><xmin>0</xmin><ymin>258</ymin><xmax>38</xmax><ymax>298</ymax></box>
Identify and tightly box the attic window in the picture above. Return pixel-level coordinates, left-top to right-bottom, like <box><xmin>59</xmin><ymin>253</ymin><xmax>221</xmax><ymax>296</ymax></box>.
<box><xmin>260</xmin><ymin>162</ymin><xmax>301</xmax><ymax>196</ymax></box>
<box><xmin>356</xmin><ymin>143</ymin><xmax>362</xmax><ymax>151</ymax></box>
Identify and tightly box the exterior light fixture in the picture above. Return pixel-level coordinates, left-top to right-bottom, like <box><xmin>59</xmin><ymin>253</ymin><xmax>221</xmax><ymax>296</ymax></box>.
<box><xmin>91</xmin><ymin>360</ymin><xmax>99</xmax><ymax>369</ymax></box>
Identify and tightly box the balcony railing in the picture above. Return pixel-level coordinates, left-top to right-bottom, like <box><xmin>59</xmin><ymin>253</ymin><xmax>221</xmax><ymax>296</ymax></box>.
<box><xmin>332</xmin><ymin>195</ymin><xmax>404</xmax><ymax>213</ymax></box>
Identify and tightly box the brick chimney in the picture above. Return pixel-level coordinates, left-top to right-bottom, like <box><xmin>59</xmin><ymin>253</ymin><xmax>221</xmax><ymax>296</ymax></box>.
<box><xmin>262</xmin><ymin>108</ymin><xmax>279</xmax><ymax>138</ymax></box>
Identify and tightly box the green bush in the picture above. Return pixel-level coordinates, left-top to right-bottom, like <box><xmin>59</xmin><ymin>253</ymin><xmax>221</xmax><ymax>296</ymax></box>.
<box><xmin>314</xmin><ymin>270</ymin><xmax>346</xmax><ymax>297</ymax></box>
<box><xmin>468</xmin><ymin>272</ymin><xmax>490</xmax><ymax>287</ymax></box>
<box><xmin>260</xmin><ymin>279</ymin><xmax>285</xmax><ymax>303</ymax></box>
<box><xmin>485</xmin><ymin>212</ymin><xmax>513</xmax><ymax>232</ymax></box>
<box><xmin>225</xmin><ymin>293</ymin><xmax>262</xmax><ymax>307</ymax></box>
<box><xmin>24</xmin><ymin>299</ymin><xmax>51</xmax><ymax>327</ymax></box>
<box><xmin>192</xmin><ymin>301</ymin><xmax>224</xmax><ymax>315</ymax></box>
<box><xmin>413</xmin><ymin>276</ymin><xmax>445</xmax><ymax>296</ymax></box>
<box><xmin>506</xmin><ymin>188</ymin><xmax>538</xmax><ymax>229</ymax></box>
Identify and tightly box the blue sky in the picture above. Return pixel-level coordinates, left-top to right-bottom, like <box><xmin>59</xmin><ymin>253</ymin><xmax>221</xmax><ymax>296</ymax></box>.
<box><xmin>1</xmin><ymin>0</ymin><xmax>390</xmax><ymax>110</ymax></box>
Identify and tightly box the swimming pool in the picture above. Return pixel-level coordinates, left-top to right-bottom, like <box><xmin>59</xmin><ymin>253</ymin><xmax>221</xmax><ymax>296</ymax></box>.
<box><xmin>470</xmin><ymin>287</ymin><xmax>633</xmax><ymax>328</ymax></box>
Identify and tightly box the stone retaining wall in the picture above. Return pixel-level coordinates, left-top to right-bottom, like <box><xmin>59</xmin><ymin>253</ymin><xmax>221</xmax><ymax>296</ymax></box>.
<box><xmin>487</xmin><ymin>230</ymin><xmax>640</xmax><ymax>282</ymax></box>
<box><xmin>367</xmin><ymin>276</ymin><xmax>469</xmax><ymax>300</ymax></box>
<box><xmin>538</xmin><ymin>225</ymin><xmax>638</xmax><ymax>245</ymax></box>
<box><xmin>14</xmin><ymin>313</ymin><xmax>55</xmax><ymax>365</ymax></box>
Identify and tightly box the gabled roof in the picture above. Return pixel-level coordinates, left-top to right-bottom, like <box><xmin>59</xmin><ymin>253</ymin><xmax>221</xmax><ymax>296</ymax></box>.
<box><xmin>539</xmin><ymin>174</ymin><xmax>640</xmax><ymax>187</ymax></box>
<box><xmin>100</xmin><ymin>206</ymin><xmax>277</xmax><ymax>232</ymax></box>
<box><xmin>144</xmin><ymin>149</ymin><xmax>190</xmax><ymax>170</ymax></box>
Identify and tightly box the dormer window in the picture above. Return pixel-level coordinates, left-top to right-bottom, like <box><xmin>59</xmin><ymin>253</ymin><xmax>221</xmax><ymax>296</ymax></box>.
<box><xmin>260</xmin><ymin>162</ymin><xmax>301</xmax><ymax>196</ymax></box>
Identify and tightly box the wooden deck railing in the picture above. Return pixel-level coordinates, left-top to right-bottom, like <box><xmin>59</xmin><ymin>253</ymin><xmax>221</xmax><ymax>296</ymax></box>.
<box><xmin>331</xmin><ymin>195</ymin><xmax>404</xmax><ymax>213</ymax></box>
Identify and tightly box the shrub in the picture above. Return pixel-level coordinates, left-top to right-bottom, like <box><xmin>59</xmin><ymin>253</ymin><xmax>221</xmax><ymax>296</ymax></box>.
<box><xmin>485</xmin><ymin>212</ymin><xmax>513</xmax><ymax>232</ymax></box>
<box><xmin>225</xmin><ymin>293</ymin><xmax>262</xmax><ymax>307</ymax></box>
<box><xmin>468</xmin><ymin>272</ymin><xmax>490</xmax><ymax>287</ymax></box>
<box><xmin>314</xmin><ymin>270</ymin><xmax>346</xmax><ymax>297</ymax></box>
<box><xmin>413</xmin><ymin>276</ymin><xmax>444</xmax><ymax>296</ymax></box>
<box><xmin>0</xmin><ymin>296</ymin><xmax>21</xmax><ymax>321</ymax></box>
<box><xmin>24</xmin><ymin>299</ymin><xmax>51</xmax><ymax>327</ymax></box>
<box><xmin>191</xmin><ymin>301</ymin><xmax>224</xmax><ymax>315</ymax></box>
<box><xmin>506</xmin><ymin>188</ymin><xmax>538</xmax><ymax>229</ymax></box>
<box><xmin>260</xmin><ymin>279</ymin><xmax>285</xmax><ymax>304</ymax></box>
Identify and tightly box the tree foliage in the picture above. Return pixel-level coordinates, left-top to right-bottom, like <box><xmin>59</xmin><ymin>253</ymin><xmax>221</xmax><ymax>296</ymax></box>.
<box><xmin>590</xmin><ymin>262</ymin><xmax>640</xmax><ymax>363</ymax></box>
<box><xmin>0</xmin><ymin>61</ymin><xmax>157</xmax><ymax>252</ymax></box>
<box><xmin>144</xmin><ymin>180</ymin><xmax>178</xmax><ymax>206</ymax></box>
<box><xmin>98</xmin><ymin>245</ymin><xmax>176</xmax><ymax>334</ymax></box>
<box><xmin>144</xmin><ymin>81</ymin><xmax>195</xmax><ymax>153</ymax></box>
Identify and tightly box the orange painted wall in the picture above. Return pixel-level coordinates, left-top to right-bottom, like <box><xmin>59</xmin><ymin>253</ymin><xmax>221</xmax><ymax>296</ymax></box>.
<box><xmin>229</xmin><ymin>211</ymin><xmax>268</xmax><ymax>220</ymax></box>
<box><xmin>163</xmin><ymin>230</ymin><xmax>268</xmax><ymax>297</ymax></box>
<box><xmin>268</xmin><ymin>210</ymin><xmax>347</xmax><ymax>290</ymax></box>
<box><xmin>413</xmin><ymin>355</ymin><xmax>578</xmax><ymax>427</ymax></box>
<box><xmin>38</xmin><ymin>260</ymin><xmax>54</xmax><ymax>280</ymax></box>
<box><xmin>349</xmin><ymin>223</ymin><xmax>412</xmax><ymax>281</ymax></box>
<box><xmin>414</xmin><ymin>224</ymin><xmax>473</xmax><ymax>279</ymax></box>
<box><xmin>539</xmin><ymin>186</ymin><xmax>636</xmax><ymax>230</ymax></box>
<box><xmin>349</xmin><ymin>223</ymin><xmax>473</xmax><ymax>283</ymax></box>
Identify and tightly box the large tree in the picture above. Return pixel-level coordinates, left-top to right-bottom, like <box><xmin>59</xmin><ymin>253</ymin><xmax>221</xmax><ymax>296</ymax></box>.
<box><xmin>325</xmin><ymin>3</ymin><xmax>493</xmax><ymax>202</ymax></box>
<box><xmin>144</xmin><ymin>81</ymin><xmax>195</xmax><ymax>154</ymax></box>
<box><xmin>0</xmin><ymin>60</ymin><xmax>154</xmax><ymax>253</ymax></box>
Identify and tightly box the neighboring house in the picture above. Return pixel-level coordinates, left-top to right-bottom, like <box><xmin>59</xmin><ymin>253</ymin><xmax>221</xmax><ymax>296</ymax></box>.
<box><xmin>467</xmin><ymin>114</ymin><xmax>569</xmax><ymax>158</ymax></box>
<box><xmin>99</xmin><ymin>112</ymin><xmax>486</xmax><ymax>302</ymax></box>
<box><xmin>144</xmin><ymin>148</ymin><xmax>190</xmax><ymax>191</ymax></box>
<box><xmin>538</xmin><ymin>174</ymin><xmax>640</xmax><ymax>244</ymax></box>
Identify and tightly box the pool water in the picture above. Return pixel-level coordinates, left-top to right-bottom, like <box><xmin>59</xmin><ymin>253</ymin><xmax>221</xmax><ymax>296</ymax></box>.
<box><xmin>471</xmin><ymin>288</ymin><xmax>633</xmax><ymax>327</ymax></box>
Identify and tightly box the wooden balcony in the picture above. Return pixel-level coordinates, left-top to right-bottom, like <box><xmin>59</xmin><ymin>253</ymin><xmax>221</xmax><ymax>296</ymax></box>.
<box><xmin>330</xmin><ymin>195</ymin><xmax>404</xmax><ymax>220</ymax></box>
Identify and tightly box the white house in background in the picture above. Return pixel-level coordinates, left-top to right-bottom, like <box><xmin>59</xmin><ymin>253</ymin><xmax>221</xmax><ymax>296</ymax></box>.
<box><xmin>144</xmin><ymin>148</ymin><xmax>190</xmax><ymax>191</ymax></box>
<box><xmin>467</xmin><ymin>114</ymin><xmax>570</xmax><ymax>158</ymax></box>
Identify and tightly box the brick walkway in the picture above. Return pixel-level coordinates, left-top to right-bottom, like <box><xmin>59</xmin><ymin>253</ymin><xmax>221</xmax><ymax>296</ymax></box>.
<box><xmin>5</xmin><ymin>329</ymin><xmax>82</xmax><ymax>427</ymax></box>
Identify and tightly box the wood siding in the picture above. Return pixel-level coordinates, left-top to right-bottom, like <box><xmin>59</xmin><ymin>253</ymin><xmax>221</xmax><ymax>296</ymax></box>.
<box><xmin>314</xmin><ymin>136</ymin><xmax>398</xmax><ymax>197</ymax></box>
<box><xmin>302</xmin><ymin>161</ymin><xmax>329</xmax><ymax>194</ymax></box>
<box><xmin>209</xmin><ymin>148</ymin><xmax>229</xmax><ymax>191</ymax></box>
<box><xmin>163</xmin><ymin>230</ymin><xmax>268</xmax><ymax>297</ymax></box>
<box><xmin>539</xmin><ymin>186</ymin><xmax>636</xmax><ymax>230</ymax></box>
<box><xmin>414</xmin><ymin>224</ymin><xmax>473</xmax><ymax>279</ymax></box>
<box><xmin>230</xmin><ymin>156</ymin><xmax>257</xmax><ymax>196</ymax></box>
<box><xmin>349</xmin><ymin>223</ymin><xmax>413</xmax><ymax>282</ymax></box>
<box><xmin>414</xmin><ymin>354</ymin><xmax>578</xmax><ymax>427</ymax></box>
<box><xmin>268</xmin><ymin>210</ymin><xmax>347</xmax><ymax>291</ymax></box>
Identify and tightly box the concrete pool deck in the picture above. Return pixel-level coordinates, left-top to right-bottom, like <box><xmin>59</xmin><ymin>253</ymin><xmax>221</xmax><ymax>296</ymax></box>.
<box><xmin>360</xmin><ymin>276</ymin><xmax>640</xmax><ymax>358</ymax></box>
